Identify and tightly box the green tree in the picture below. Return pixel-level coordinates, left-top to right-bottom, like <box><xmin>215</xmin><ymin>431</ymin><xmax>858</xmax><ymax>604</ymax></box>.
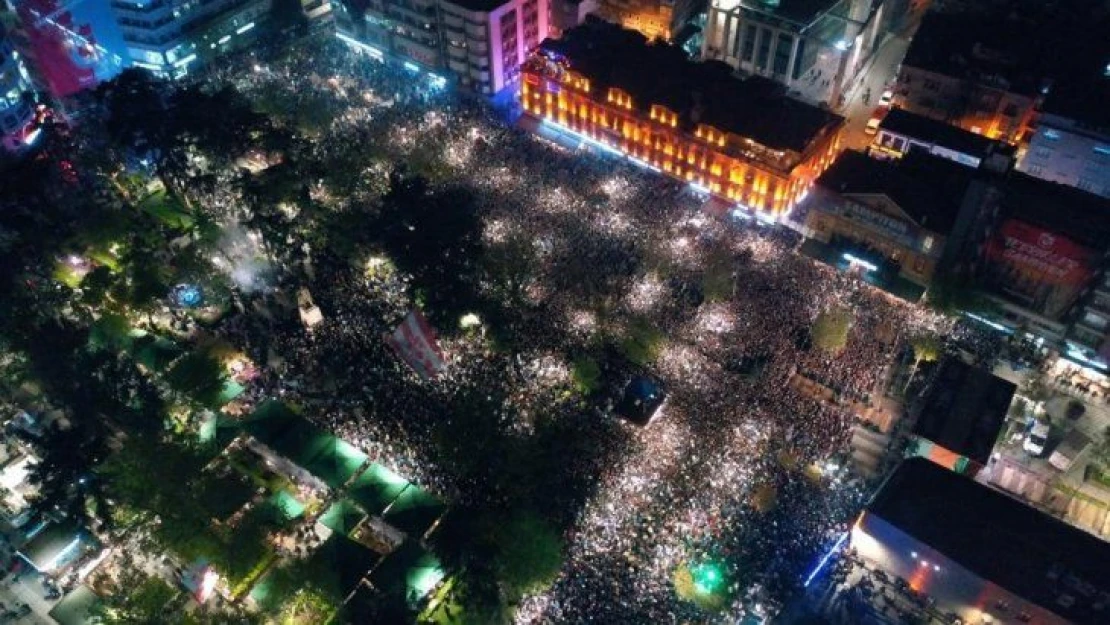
<box><xmin>571</xmin><ymin>356</ymin><xmax>602</xmax><ymax>396</ymax></box>
<box><xmin>618</xmin><ymin>319</ymin><xmax>664</xmax><ymax>367</ymax></box>
<box><xmin>28</xmin><ymin>420</ymin><xmax>108</xmax><ymax>526</ymax></box>
<box><xmin>492</xmin><ymin>511</ymin><xmax>563</xmax><ymax>599</ymax></box>
<box><xmin>811</xmin><ymin>308</ymin><xmax>853</xmax><ymax>353</ymax></box>
<box><xmin>904</xmin><ymin>334</ymin><xmax>942</xmax><ymax>391</ymax></box>
<box><xmin>93</xmin><ymin>566</ymin><xmax>179</xmax><ymax>624</ymax></box>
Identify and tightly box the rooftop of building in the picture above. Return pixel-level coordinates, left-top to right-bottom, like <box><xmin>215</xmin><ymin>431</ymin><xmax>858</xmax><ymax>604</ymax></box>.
<box><xmin>1038</xmin><ymin>14</ymin><xmax>1110</xmax><ymax>130</ymax></box>
<box><xmin>901</xmin><ymin>11</ymin><xmax>1047</xmax><ymax>96</ymax></box>
<box><xmin>814</xmin><ymin>150</ymin><xmax>977</xmax><ymax>234</ymax></box>
<box><xmin>868</xmin><ymin>458</ymin><xmax>1110</xmax><ymax>625</ymax></box>
<box><xmin>536</xmin><ymin>17</ymin><xmax>843</xmax><ymax>154</ymax></box>
<box><xmin>730</xmin><ymin>0</ymin><xmax>845</xmax><ymax>26</ymax></box>
<box><xmin>1001</xmin><ymin>172</ymin><xmax>1110</xmax><ymax>250</ymax></box>
<box><xmin>878</xmin><ymin>108</ymin><xmax>1002</xmax><ymax>160</ymax></box>
<box><xmin>441</xmin><ymin>0</ymin><xmax>512</xmax><ymax>12</ymax></box>
<box><xmin>911</xmin><ymin>358</ymin><xmax>1014</xmax><ymax>464</ymax></box>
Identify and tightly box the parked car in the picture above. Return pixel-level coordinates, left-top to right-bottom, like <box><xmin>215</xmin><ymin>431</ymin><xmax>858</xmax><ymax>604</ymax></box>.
<box><xmin>878</xmin><ymin>89</ymin><xmax>894</xmax><ymax>107</ymax></box>
<box><xmin>864</xmin><ymin>108</ymin><xmax>886</xmax><ymax>135</ymax></box>
<box><xmin>1024</xmin><ymin>421</ymin><xmax>1051</xmax><ymax>456</ymax></box>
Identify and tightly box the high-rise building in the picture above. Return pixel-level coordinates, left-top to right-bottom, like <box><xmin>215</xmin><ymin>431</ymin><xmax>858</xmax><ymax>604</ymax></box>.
<box><xmin>521</xmin><ymin>18</ymin><xmax>843</xmax><ymax>217</ymax></box>
<box><xmin>702</xmin><ymin>0</ymin><xmax>885</xmax><ymax>106</ymax></box>
<box><xmin>109</xmin><ymin>0</ymin><xmax>272</xmax><ymax>78</ymax></box>
<box><xmin>335</xmin><ymin>0</ymin><xmax>548</xmax><ymax>95</ymax></box>
<box><xmin>1</xmin><ymin>18</ymin><xmax>38</xmax><ymax>151</ymax></box>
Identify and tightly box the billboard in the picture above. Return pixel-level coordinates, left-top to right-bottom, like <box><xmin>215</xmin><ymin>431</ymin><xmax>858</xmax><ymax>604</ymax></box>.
<box><xmin>983</xmin><ymin>219</ymin><xmax>1096</xmax><ymax>319</ymax></box>
<box><xmin>385</xmin><ymin>310</ymin><xmax>446</xmax><ymax>380</ymax></box>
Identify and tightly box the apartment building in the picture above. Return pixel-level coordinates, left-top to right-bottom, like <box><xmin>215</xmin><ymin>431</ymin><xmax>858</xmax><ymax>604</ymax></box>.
<box><xmin>335</xmin><ymin>0</ymin><xmax>548</xmax><ymax>95</ymax></box>
<box><xmin>110</xmin><ymin>0</ymin><xmax>272</xmax><ymax>78</ymax></box>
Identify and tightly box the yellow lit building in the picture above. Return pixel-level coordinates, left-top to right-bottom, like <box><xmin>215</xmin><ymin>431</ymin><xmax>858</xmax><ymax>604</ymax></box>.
<box><xmin>520</xmin><ymin>18</ymin><xmax>844</xmax><ymax>217</ymax></box>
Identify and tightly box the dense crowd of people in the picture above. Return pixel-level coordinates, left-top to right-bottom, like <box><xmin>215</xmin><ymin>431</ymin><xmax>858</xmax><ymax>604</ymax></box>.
<box><xmin>193</xmin><ymin>38</ymin><xmax>964</xmax><ymax>622</ymax></box>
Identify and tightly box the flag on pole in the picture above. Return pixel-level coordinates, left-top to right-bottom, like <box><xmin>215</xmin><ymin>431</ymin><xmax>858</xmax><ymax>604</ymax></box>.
<box><xmin>386</xmin><ymin>310</ymin><xmax>446</xmax><ymax>380</ymax></box>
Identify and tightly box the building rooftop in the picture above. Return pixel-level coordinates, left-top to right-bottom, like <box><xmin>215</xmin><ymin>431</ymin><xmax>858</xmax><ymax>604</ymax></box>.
<box><xmin>901</xmin><ymin>11</ymin><xmax>1046</xmax><ymax>96</ymax></box>
<box><xmin>733</xmin><ymin>0</ymin><xmax>845</xmax><ymax>26</ymax></box>
<box><xmin>1038</xmin><ymin>13</ymin><xmax>1110</xmax><ymax>131</ymax></box>
<box><xmin>537</xmin><ymin>17</ymin><xmax>843</xmax><ymax>154</ymax></box>
<box><xmin>1001</xmin><ymin>172</ymin><xmax>1110</xmax><ymax>250</ymax></box>
<box><xmin>879</xmin><ymin>108</ymin><xmax>1002</xmax><ymax>161</ymax></box>
<box><xmin>815</xmin><ymin>150</ymin><xmax>978</xmax><ymax>235</ymax></box>
<box><xmin>912</xmin><ymin>358</ymin><xmax>1014</xmax><ymax>465</ymax></box>
<box><xmin>441</xmin><ymin>0</ymin><xmax>512</xmax><ymax>12</ymax></box>
<box><xmin>869</xmin><ymin>458</ymin><xmax>1110</xmax><ymax>625</ymax></box>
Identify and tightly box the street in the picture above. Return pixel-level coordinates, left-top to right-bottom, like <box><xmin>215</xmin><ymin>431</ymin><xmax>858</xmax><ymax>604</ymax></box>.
<box><xmin>838</xmin><ymin>32</ymin><xmax>913</xmax><ymax>152</ymax></box>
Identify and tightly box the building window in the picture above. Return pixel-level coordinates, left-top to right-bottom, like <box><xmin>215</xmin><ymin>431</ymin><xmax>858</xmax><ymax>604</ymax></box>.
<box><xmin>741</xmin><ymin>24</ymin><xmax>756</xmax><ymax>63</ymax></box>
<box><xmin>1002</xmin><ymin>103</ymin><xmax>1019</xmax><ymax>117</ymax></box>
<box><xmin>922</xmin><ymin>235</ymin><xmax>934</xmax><ymax>252</ymax></box>
<box><xmin>755</xmin><ymin>28</ymin><xmax>771</xmax><ymax>71</ymax></box>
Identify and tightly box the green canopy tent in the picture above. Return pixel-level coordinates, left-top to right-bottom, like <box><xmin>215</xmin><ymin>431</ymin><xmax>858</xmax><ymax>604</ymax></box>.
<box><xmin>244</xmin><ymin>403</ymin><xmax>332</xmax><ymax>470</ymax></box>
<box><xmin>381</xmin><ymin>485</ymin><xmax>447</xmax><ymax>540</ymax></box>
<box><xmin>268</xmin><ymin>490</ymin><xmax>306</xmax><ymax>524</ymax></box>
<box><xmin>48</xmin><ymin>584</ymin><xmax>101</xmax><ymax>625</ymax></box>
<box><xmin>242</xmin><ymin>400</ymin><xmax>301</xmax><ymax>440</ymax></box>
<box><xmin>198</xmin><ymin>413</ymin><xmax>241</xmax><ymax>450</ymax></box>
<box><xmin>217</xmin><ymin>379</ymin><xmax>247</xmax><ymax>406</ymax></box>
<box><xmin>366</xmin><ymin>540</ymin><xmax>445</xmax><ymax>607</ymax></box>
<box><xmin>348</xmin><ymin>464</ymin><xmax>410</xmax><ymax>517</ymax></box>
<box><xmin>318</xmin><ymin>499</ymin><xmax>367</xmax><ymax>537</ymax></box>
<box><xmin>300</xmin><ymin>437</ymin><xmax>368</xmax><ymax>490</ymax></box>
<box><xmin>303</xmin><ymin>535</ymin><xmax>381</xmax><ymax>603</ymax></box>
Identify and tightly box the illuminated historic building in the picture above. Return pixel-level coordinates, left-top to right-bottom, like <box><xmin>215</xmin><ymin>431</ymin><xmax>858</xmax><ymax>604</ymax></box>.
<box><xmin>521</xmin><ymin>18</ymin><xmax>843</xmax><ymax>217</ymax></box>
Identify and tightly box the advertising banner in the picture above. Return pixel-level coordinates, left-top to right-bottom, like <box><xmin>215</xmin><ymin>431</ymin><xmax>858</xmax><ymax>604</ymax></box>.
<box><xmin>984</xmin><ymin>220</ymin><xmax>1096</xmax><ymax>319</ymax></box>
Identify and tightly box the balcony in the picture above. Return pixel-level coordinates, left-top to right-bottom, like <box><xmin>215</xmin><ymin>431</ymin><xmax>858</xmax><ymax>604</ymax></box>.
<box><xmin>470</xmin><ymin>68</ymin><xmax>490</xmax><ymax>83</ymax></box>
<box><xmin>442</xmin><ymin>13</ymin><xmax>464</xmax><ymax>29</ymax></box>
<box><xmin>448</xmin><ymin>59</ymin><xmax>467</xmax><ymax>73</ymax></box>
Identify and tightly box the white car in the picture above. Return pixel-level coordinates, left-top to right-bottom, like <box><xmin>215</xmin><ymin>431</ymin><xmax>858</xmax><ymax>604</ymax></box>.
<box><xmin>1023</xmin><ymin>421</ymin><xmax>1050</xmax><ymax>456</ymax></box>
<box><xmin>878</xmin><ymin>89</ymin><xmax>894</xmax><ymax>107</ymax></box>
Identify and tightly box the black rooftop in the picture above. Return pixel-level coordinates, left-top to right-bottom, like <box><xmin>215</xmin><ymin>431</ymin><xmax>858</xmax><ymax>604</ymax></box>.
<box><xmin>869</xmin><ymin>458</ymin><xmax>1110</xmax><ymax>625</ymax></box>
<box><xmin>540</xmin><ymin>18</ymin><xmax>843</xmax><ymax>154</ymax></box>
<box><xmin>912</xmin><ymin>358</ymin><xmax>1014</xmax><ymax>465</ymax></box>
<box><xmin>735</xmin><ymin>0</ymin><xmax>844</xmax><ymax>26</ymax></box>
<box><xmin>901</xmin><ymin>12</ymin><xmax>1045</xmax><ymax>96</ymax></box>
<box><xmin>878</xmin><ymin>108</ymin><xmax>1000</xmax><ymax>161</ymax></box>
<box><xmin>815</xmin><ymin>150</ymin><xmax>977</xmax><ymax>235</ymax></box>
<box><xmin>1001</xmin><ymin>172</ymin><xmax>1110</xmax><ymax>250</ymax></box>
<box><xmin>441</xmin><ymin>0</ymin><xmax>510</xmax><ymax>12</ymax></box>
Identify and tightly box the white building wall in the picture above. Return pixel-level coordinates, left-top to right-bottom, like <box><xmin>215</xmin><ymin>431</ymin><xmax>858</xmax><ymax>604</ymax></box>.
<box><xmin>1018</xmin><ymin>115</ymin><xmax>1110</xmax><ymax>199</ymax></box>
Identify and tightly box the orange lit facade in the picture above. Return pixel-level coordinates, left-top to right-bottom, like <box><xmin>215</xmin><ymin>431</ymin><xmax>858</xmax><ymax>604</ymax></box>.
<box><xmin>520</xmin><ymin>58</ymin><xmax>843</xmax><ymax>217</ymax></box>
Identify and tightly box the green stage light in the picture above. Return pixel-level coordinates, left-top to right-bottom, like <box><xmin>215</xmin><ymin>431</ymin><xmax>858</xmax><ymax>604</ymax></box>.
<box><xmin>692</xmin><ymin>561</ymin><xmax>724</xmax><ymax>595</ymax></box>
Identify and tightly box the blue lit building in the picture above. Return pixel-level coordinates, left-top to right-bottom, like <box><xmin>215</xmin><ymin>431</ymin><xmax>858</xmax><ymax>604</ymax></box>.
<box><xmin>0</xmin><ymin>18</ymin><xmax>37</xmax><ymax>151</ymax></box>
<box><xmin>109</xmin><ymin>0</ymin><xmax>271</xmax><ymax>77</ymax></box>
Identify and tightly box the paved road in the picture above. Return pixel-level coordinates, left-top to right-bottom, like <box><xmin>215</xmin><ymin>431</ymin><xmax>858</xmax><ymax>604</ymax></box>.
<box><xmin>0</xmin><ymin>576</ymin><xmax>57</xmax><ymax>625</ymax></box>
<box><xmin>839</xmin><ymin>33</ymin><xmax>913</xmax><ymax>152</ymax></box>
